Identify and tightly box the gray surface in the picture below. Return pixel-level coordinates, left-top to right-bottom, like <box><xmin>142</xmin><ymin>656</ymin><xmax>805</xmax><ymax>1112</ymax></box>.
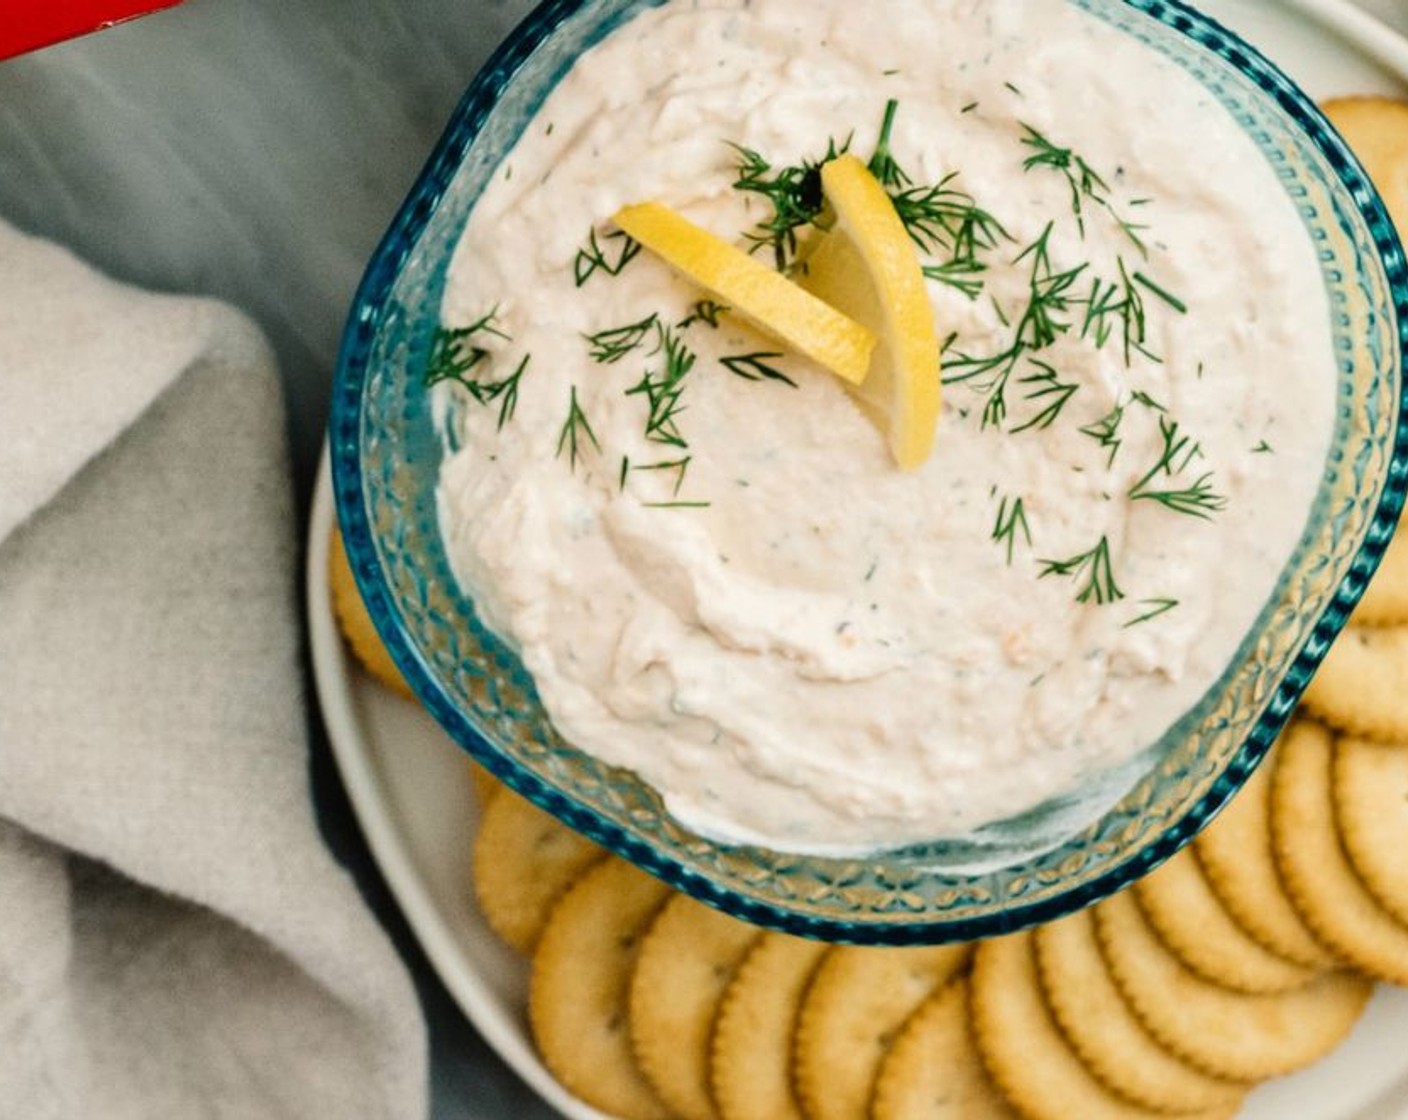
<box><xmin>1</xmin><ymin>0</ymin><xmax>1405</xmax><ymax>1116</ymax></box>
<box><xmin>0</xmin><ymin>2</ymin><xmax>552</xmax><ymax>1117</ymax></box>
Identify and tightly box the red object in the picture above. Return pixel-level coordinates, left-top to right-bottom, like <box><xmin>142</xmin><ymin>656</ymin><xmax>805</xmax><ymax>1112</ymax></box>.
<box><xmin>0</xmin><ymin>0</ymin><xmax>184</xmax><ymax>61</ymax></box>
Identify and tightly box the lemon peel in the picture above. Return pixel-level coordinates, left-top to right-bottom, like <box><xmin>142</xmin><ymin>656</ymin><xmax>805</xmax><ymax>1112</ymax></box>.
<box><xmin>799</xmin><ymin>154</ymin><xmax>941</xmax><ymax>470</ymax></box>
<box><xmin>611</xmin><ymin>201</ymin><xmax>875</xmax><ymax>385</ymax></box>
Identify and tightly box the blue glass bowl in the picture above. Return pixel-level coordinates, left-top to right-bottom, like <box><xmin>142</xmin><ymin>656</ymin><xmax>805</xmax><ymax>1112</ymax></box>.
<box><xmin>331</xmin><ymin>0</ymin><xmax>1408</xmax><ymax>944</ymax></box>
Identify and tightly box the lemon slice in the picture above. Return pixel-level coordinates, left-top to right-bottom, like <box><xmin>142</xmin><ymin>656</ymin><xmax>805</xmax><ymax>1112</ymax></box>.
<box><xmin>612</xmin><ymin>201</ymin><xmax>875</xmax><ymax>385</ymax></box>
<box><xmin>799</xmin><ymin>154</ymin><xmax>941</xmax><ymax>470</ymax></box>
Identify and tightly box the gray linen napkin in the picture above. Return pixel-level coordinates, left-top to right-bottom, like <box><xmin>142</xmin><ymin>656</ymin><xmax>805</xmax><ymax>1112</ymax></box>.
<box><xmin>0</xmin><ymin>219</ymin><xmax>428</xmax><ymax>1118</ymax></box>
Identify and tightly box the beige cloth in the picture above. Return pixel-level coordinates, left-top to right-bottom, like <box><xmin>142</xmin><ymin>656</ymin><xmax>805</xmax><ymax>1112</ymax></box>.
<box><xmin>0</xmin><ymin>220</ymin><xmax>427</xmax><ymax>1118</ymax></box>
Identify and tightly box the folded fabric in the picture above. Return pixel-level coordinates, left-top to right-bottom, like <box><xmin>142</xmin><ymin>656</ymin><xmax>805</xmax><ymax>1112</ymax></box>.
<box><xmin>0</xmin><ymin>219</ymin><xmax>427</xmax><ymax>1118</ymax></box>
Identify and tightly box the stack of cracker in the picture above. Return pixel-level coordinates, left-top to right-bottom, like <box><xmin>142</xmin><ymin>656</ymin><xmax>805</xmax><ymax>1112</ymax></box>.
<box><xmin>328</xmin><ymin>96</ymin><xmax>1408</xmax><ymax>1120</ymax></box>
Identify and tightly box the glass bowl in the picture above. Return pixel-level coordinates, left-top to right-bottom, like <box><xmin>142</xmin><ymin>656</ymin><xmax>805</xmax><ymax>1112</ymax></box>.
<box><xmin>330</xmin><ymin>0</ymin><xmax>1408</xmax><ymax>944</ymax></box>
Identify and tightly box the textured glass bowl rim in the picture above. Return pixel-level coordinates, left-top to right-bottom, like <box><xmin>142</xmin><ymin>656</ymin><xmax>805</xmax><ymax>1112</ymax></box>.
<box><xmin>331</xmin><ymin>0</ymin><xmax>1408</xmax><ymax>943</ymax></box>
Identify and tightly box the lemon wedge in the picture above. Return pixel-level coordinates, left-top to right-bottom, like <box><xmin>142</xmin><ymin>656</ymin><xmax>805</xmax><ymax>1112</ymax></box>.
<box><xmin>612</xmin><ymin>201</ymin><xmax>875</xmax><ymax>385</ymax></box>
<box><xmin>799</xmin><ymin>154</ymin><xmax>941</xmax><ymax>470</ymax></box>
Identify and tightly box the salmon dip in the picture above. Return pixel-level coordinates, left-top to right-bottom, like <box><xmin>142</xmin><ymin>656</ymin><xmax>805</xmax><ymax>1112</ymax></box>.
<box><xmin>431</xmin><ymin>0</ymin><xmax>1336</xmax><ymax>854</ymax></box>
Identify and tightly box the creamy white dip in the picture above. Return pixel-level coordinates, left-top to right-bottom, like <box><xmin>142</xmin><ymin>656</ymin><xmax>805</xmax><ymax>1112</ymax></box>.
<box><xmin>433</xmin><ymin>0</ymin><xmax>1336</xmax><ymax>853</ymax></box>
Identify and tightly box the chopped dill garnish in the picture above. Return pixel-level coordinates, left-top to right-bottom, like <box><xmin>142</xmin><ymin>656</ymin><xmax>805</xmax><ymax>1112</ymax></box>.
<box><xmin>729</xmin><ymin>136</ymin><xmax>846</xmax><ymax>270</ymax></box>
<box><xmin>424</xmin><ymin>308</ymin><xmax>510</xmax><ymax>388</ymax></box>
<box><xmin>1132</xmin><ymin>473</ymin><xmax>1229</xmax><ymax>519</ymax></box>
<box><xmin>961</xmin><ymin>100</ymin><xmax>980</xmax><ymax>114</ymax></box>
<box><xmin>1005</xmin><ymin>81</ymin><xmax>1024</xmax><ymax>96</ymax></box>
<box><xmin>574</xmin><ymin>227</ymin><xmax>641</xmax><ymax>286</ymax></box>
<box><xmin>643</xmin><ymin>500</ymin><xmax>712</xmax><ymax>510</ymax></box>
<box><xmin>618</xmin><ymin>455</ymin><xmax>630</xmax><ymax>492</ymax></box>
<box><xmin>1010</xmin><ymin>359</ymin><xmax>1078</xmax><ymax>433</ymax></box>
<box><xmin>626</xmin><ymin>323</ymin><xmax>696</xmax><ymax>449</ymax></box>
<box><xmin>678</xmin><ymin>299</ymin><xmax>730</xmax><ymax>329</ymax></box>
<box><xmin>473</xmin><ymin>354</ymin><xmax>529</xmax><ymax>431</ymax></box>
<box><xmin>922</xmin><ymin>258</ymin><xmax>987</xmax><ymax>300</ymax></box>
<box><xmin>1082</xmin><ymin>258</ymin><xmax>1158</xmax><ymax>365</ymax></box>
<box><xmin>555</xmin><ymin>385</ymin><xmax>600</xmax><ymax>471</ymax></box>
<box><xmin>1039</xmin><ymin>536</ymin><xmax>1125</xmax><ymax>605</ymax></box>
<box><xmin>1124</xmin><ymin>597</ymin><xmax>1179</xmax><ymax>627</ymax></box>
<box><xmin>1132</xmin><ymin>271</ymin><xmax>1188</xmax><ymax>315</ymax></box>
<box><xmin>1080</xmin><ymin>403</ymin><xmax>1126</xmax><ymax>467</ymax></box>
<box><xmin>868</xmin><ymin>98</ymin><xmax>911</xmax><ymax>189</ymax></box>
<box><xmin>1018</xmin><ymin>123</ymin><xmax>1147</xmax><ymax>253</ymax></box>
<box><xmin>945</xmin><ymin>222</ymin><xmax>1086</xmax><ymax>429</ymax></box>
<box><xmin>584</xmin><ymin>313</ymin><xmax>659</xmax><ymax>363</ymax></box>
<box><xmin>1252</xmin><ymin>439</ymin><xmax>1274</xmax><ymax>454</ymax></box>
<box><xmin>1128</xmin><ymin>416</ymin><xmax>1228</xmax><ymax>519</ymax></box>
<box><xmin>720</xmin><ymin>351</ymin><xmax>796</xmax><ymax>387</ymax></box>
<box><xmin>890</xmin><ymin>174</ymin><xmax>1009</xmax><ymax>261</ymax></box>
<box><xmin>630</xmin><ymin>456</ymin><xmax>693</xmax><ymax>497</ymax></box>
<box><xmin>1010</xmin><ymin>222</ymin><xmax>1088</xmax><ymax>351</ymax></box>
<box><xmin>992</xmin><ymin>494</ymin><xmax>1032</xmax><ymax>565</ymax></box>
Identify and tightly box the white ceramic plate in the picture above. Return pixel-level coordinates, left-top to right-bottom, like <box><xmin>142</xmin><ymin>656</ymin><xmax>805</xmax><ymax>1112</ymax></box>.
<box><xmin>308</xmin><ymin>4</ymin><xmax>1408</xmax><ymax>1115</ymax></box>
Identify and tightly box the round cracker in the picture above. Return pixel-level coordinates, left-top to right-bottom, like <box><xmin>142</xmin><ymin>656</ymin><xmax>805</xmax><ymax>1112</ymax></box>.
<box><xmin>1299</xmin><ymin>626</ymin><xmax>1408</xmax><ymax>742</ymax></box>
<box><xmin>1093</xmin><ymin>889</ymin><xmax>1371</xmax><ymax>1083</ymax></box>
<box><xmin>710</xmin><ymin>932</ymin><xmax>828</xmax><ymax>1120</ymax></box>
<box><xmin>872</xmin><ymin>977</ymin><xmax>1019</xmax><ymax>1120</ymax></box>
<box><xmin>1321</xmin><ymin>97</ymin><xmax>1408</xmax><ymax>233</ymax></box>
<box><xmin>1335</xmin><ymin>735</ymin><xmax>1408</xmax><ymax>927</ymax></box>
<box><xmin>1320</xmin><ymin>98</ymin><xmax>1408</xmax><ymax>628</ymax></box>
<box><xmin>469</xmin><ymin>762</ymin><xmax>503</xmax><ymax>808</ymax></box>
<box><xmin>628</xmin><ymin>894</ymin><xmax>763</xmax><ymax>1120</ymax></box>
<box><xmin>971</xmin><ymin>931</ymin><xmax>1236</xmax><ymax>1120</ymax></box>
<box><xmin>795</xmin><ymin>942</ymin><xmax>971</xmax><ymax>1120</ymax></box>
<box><xmin>1034</xmin><ymin>908</ymin><xmax>1247</xmax><ymax>1114</ymax></box>
<box><xmin>328</xmin><ymin>526</ymin><xmax>414</xmax><ymax>699</ymax></box>
<box><xmin>473</xmin><ymin>786</ymin><xmax>606</xmax><ymax>954</ymax></box>
<box><xmin>1351</xmin><ymin>526</ymin><xmax>1408</xmax><ymax>627</ymax></box>
<box><xmin>529</xmin><ymin>858</ymin><xmax>672</xmax><ymax>1120</ymax></box>
<box><xmin>1133</xmin><ymin>845</ymin><xmax>1315</xmax><ymax>994</ymax></box>
<box><xmin>1195</xmin><ymin>754</ymin><xmax>1338</xmax><ymax>969</ymax></box>
<box><xmin>1270</xmin><ymin>720</ymin><xmax>1408</xmax><ymax>984</ymax></box>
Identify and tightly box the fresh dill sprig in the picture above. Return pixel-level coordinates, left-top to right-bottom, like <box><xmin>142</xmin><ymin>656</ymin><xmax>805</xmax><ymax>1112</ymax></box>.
<box><xmin>1011</xmin><ymin>359</ymin><xmax>1079</xmax><ymax>433</ymax></box>
<box><xmin>720</xmin><ymin>351</ymin><xmax>796</xmax><ymax>387</ymax></box>
<box><xmin>992</xmin><ymin>494</ymin><xmax>1032</xmax><ymax>565</ymax></box>
<box><xmin>1132</xmin><ymin>271</ymin><xmax>1188</xmax><ymax>315</ymax></box>
<box><xmin>1038</xmin><ymin>536</ymin><xmax>1125</xmax><ymax>605</ymax></box>
<box><xmin>678</xmin><ymin>299</ymin><xmax>730</xmax><ymax>330</ymax></box>
<box><xmin>1080</xmin><ymin>403</ymin><xmax>1126</xmax><ymax>467</ymax></box>
<box><xmin>1128</xmin><ymin>416</ymin><xmax>1228</xmax><ymax>519</ymax></box>
<box><xmin>729</xmin><ymin>136</ymin><xmax>846</xmax><ymax>270</ymax></box>
<box><xmin>625</xmin><ymin>323</ymin><xmax>696</xmax><ymax>449</ymax></box>
<box><xmin>574</xmin><ymin>228</ymin><xmax>641</xmax><ymax>287</ymax></box>
<box><xmin>1132</xmin><ymin>473</ymin><xmax>1229</xmax><ymax>519</ymax></box>
<box><xmin>555</xmin><ymin>385</ymin><xmax>600</xmax><ymax>471</ymax></box>
<box><xmin>584</xmin><ymin>313</ymin><xmax>659</xmax><ymax>363</ymax></box>
<box><xmin>867</xmin><ymin>98</ymin><xmax>911</xmax><ymax>189</ymax></box>
<box><xmin>922</xmin><ymin>258</ymin><xmax>987</xmax><ymax>300</ymax></box>
<box><xmin>470</xmin><ymin>354</ymin><xmax>529</xmax><ymax>431</ymax></box>
<box><xmin>1123</xmin><ymin>597</ymin><xmax>1179</xmax><ymax>627</ymax></box>
<box><xmin>630</xmin><ymin>456</ymin><xmax>692</xmax><ymax>497</ymax></box>
<box><xmin>1012</xmin><ymin>222</ymin><xmax>1089</xmax><ymax>352</ymax></box>
<box><xmin>1082</xmin><ymin>259</ymin><xmax>1187</xmax><ymax>366</ymax></box>
<box><xmin>945</xmin><ymin>222</ymin><xmax>1086</xmax><ymax>429</ymax></box>
<box><xmin>1131</xmin><ymin>415</ymin><xmax>1201</xmax><ymax>484</ymax></box>
<box><xmin>1018</xmin><ymin>123</ymin><xmax>1147</xmax><ymax>254</ymax></box>
<box><xmin>891</xmin><ymin>174</ymin><xmax>1009</xmax><ymax>262</ymax></box>
<box><xmin>424</xmin><ymin>308</ymin><xmax>510</xmax><ymax>388</ymax></box>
